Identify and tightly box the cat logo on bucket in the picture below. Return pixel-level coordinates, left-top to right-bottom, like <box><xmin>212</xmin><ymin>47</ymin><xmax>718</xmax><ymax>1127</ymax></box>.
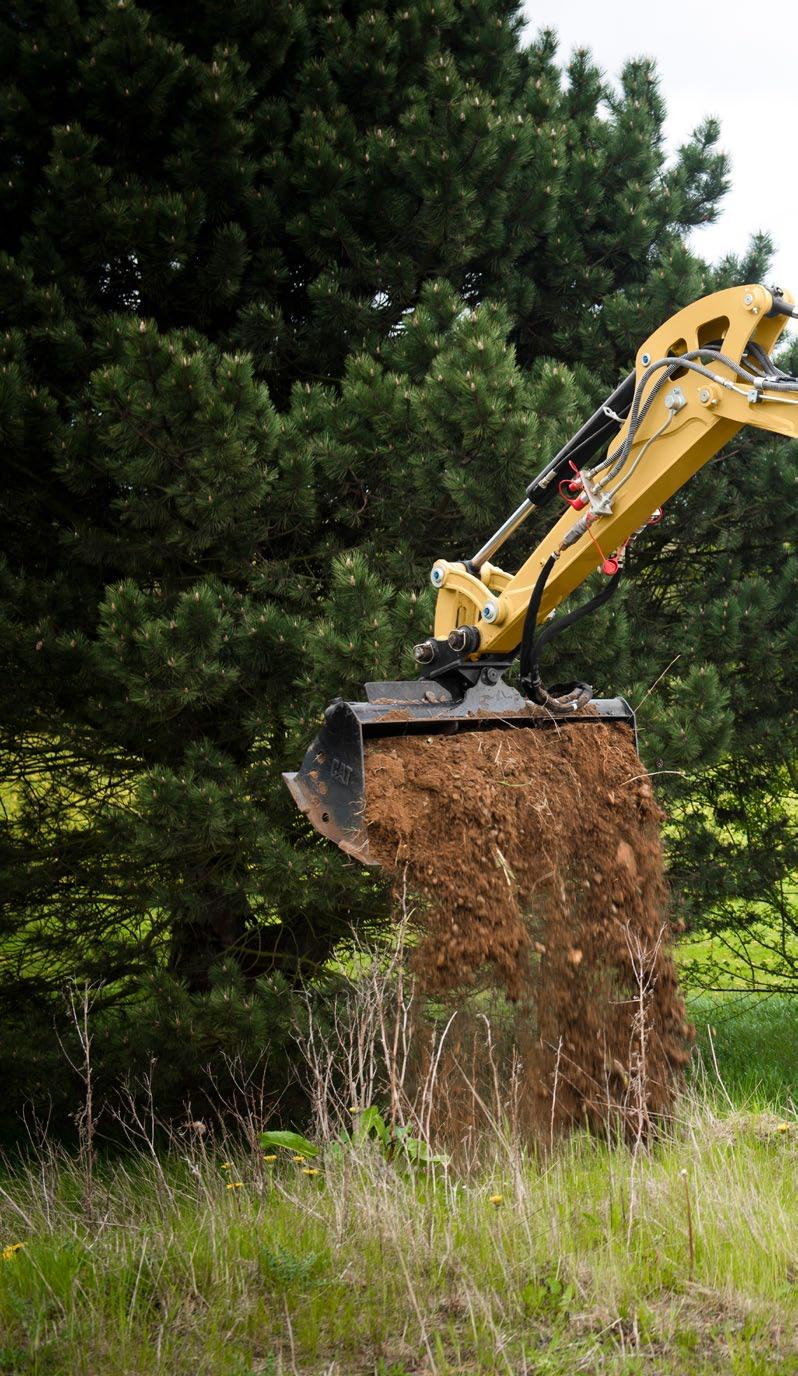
<box><xmin>331</xmin><ymin>757</ymin><xmax>353</xmax><ymax>787</ymax></box>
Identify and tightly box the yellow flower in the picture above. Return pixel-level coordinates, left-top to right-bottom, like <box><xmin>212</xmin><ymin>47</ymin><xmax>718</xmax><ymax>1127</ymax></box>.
<box><xmin>1</xmin><ymin>1243</ymin><xmax>24</xmax><ymax>1261</ymax></box>
<box><xmin>263</xmin><ymin>1154</ymin><xmax>278</xmax><ymax>1162</ymax></box>
<box><xmin>226</xmin><ymin>1181</ymin><xmax>243</xmax><ymax>1190</ymax></box>
<box><xmin>348</xmin><ymin>1106</ymin><xmax>362</xmax><ymax>1113</ymax></box>
<box><xmin>776</xmin><ymin>1123</ymin><xmax>792</xmax><ymax>1133</ymax></box>
<box><xmin>221</xmin><ymin>1162</ymin><xmax>233</xmax><ymax>1170</ymax></box>
<box><xmin>488</xmin><ymin>1194</ymin><xmax>503</xmax><ymax>1207</ymax></box>
<box><xmin>291</xmin><ymin>1155</ymin><xmax>307</xmax><ymax>1163</ymax></box>
<box><xmin>303</xmin><ymin>1167</ymin><xmax>320</xmax><ymax>1176</ymax></box>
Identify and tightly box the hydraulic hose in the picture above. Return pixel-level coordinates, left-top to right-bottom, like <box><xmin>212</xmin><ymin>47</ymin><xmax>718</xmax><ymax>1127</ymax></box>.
<box><xmin>532</xmin><ymin>565</ymin><xmax>624</xmax><ymax>661</ymax></box>
<box><xmin>517</xmin><ymin>554</ymin><xmax>557</xmax><ymax>691</ymax></box>
<box><xmin>518</xmin><ymin>557</ymin><xmax>624</xmax><ymax>709</ymax></box>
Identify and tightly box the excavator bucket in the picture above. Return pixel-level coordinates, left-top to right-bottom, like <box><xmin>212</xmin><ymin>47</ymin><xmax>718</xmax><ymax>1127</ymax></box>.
<box><xmin>284</xmin><ymin>677</ymin><xmax>635</xmax><ymax>865</ymax></box>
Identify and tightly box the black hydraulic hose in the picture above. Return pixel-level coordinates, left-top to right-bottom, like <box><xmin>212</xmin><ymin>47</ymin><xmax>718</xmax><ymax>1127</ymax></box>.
<box><xmin>533</xmin><ymin>565</ymin><xmax>624</xmax><ymax>660</ymax></box>
<box><xmin>518</xmin><ymin>560</ymin><xmax>624</xmax><ymax>708</ymax></box>
<box><xmin>517</xmin><ymin>554</ymin><xmax>557</xmax><ymax>687</ymax></box>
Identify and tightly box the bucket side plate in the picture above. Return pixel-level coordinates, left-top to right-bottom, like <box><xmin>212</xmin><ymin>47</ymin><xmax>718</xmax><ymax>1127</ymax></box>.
<box><xmin>283</xmin><ymin>701</ymin><xmax>370</xmax><ymax>862</ymax></box>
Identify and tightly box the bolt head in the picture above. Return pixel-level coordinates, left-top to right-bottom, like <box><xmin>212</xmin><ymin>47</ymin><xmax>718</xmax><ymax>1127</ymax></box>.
<box><xmin>430</xmin><ymin>566</ymin><xmax>444</xmax><ymax>587</ymax></box>
<box><xmin>482</xmin><ymin>601</ymin><xmax>497</xmax><ymax>623</ymax></box>
<box><xmin>744</xmin><ymin>292</ymin><xmax>754</xmax><ymax>305</ymax></box>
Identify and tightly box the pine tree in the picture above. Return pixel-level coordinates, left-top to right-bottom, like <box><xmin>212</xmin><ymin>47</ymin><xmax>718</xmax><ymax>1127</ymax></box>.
<box><xmin>1</xmin><ymin>0</ymin><xmax>787</xmax><ymax>1123</ymax></box>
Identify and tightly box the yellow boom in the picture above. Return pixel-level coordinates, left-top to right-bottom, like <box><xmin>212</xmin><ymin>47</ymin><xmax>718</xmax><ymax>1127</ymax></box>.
<box><xmin>425</xmin><ymin>284</ymin><xmax>797</xmax><ymax>658</ymax></box>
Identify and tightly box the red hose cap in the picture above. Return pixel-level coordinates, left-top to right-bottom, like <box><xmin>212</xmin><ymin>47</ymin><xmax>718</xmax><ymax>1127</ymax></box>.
<box><xmin>602</xmin><ymin>556</ymin><xmax>619</xmax><ymax>576</ymax></box>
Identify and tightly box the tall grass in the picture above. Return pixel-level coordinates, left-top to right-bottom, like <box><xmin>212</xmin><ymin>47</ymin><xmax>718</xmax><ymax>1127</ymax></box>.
<box><xmin>2</xmin><ymin>955</ymin><xmax>798</xmax><ymax>1374</ymax></box>
<box><xmin>689</xmin><ymin>991</ymin><xmax>798</xmax><ymax>1105</ymax></box>
<box><xmin>2</xmin><ymin>1095</ymin><xmax>798</xmax><ymax>1374</ymax></box>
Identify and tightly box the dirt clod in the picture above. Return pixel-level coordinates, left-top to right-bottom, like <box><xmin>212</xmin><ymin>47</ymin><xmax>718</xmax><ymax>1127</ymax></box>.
<box><xmin>364</xmin><ymin>721</ymin><xmax>693</xmax><ymax>1141</ymax></box>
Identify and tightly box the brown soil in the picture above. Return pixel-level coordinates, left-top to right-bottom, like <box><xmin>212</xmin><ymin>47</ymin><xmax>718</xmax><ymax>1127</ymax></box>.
<box><xmin>364</xmin><ymin>721</ymin><xmax>693</xmax><ymax>1142</ymax></box>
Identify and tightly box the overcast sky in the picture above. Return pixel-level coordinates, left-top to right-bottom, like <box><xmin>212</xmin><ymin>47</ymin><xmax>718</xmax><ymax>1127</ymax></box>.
<box><xmin>521</xmin><ymin>1</ymin><xmax>798</xmax><ymax>293</ymax></box>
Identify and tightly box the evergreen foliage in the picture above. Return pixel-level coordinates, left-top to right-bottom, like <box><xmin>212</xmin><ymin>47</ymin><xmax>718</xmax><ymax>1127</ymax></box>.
<box><xmin>1</xmin><ymin>0</ymin><xmax>794</xmax><ymax>1126</ymax></box>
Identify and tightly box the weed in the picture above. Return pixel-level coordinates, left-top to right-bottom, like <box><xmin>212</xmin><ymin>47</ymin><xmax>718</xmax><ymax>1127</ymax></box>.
<box><xmin>258</xmin><ymin>1245</ymin><xmax>324</xmax><ymax>1289</ymax></box>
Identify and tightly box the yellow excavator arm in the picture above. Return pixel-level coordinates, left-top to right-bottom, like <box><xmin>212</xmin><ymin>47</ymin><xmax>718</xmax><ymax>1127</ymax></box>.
<box><xmin>286</xmin><ymin>283</ymin><xmax>798</xmax><ymax>862</ymax></box>
<box><xmin>416</xmin><ymin>283</ymin><xmax>798</xmax><ymax>694</ymax></box>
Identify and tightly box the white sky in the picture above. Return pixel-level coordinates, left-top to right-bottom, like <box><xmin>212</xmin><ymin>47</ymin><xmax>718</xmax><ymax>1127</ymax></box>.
<box><xmin>521</xmin><ymin>1</ymin><xmax>798</xmax><ymax>292</ymax></box>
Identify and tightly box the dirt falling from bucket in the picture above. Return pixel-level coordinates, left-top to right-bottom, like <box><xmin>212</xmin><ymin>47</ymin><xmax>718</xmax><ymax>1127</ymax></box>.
<box><xmin>364</xmin><ymin>722</ymin><xmax>693</xmax><ymax>1142</ymax></box>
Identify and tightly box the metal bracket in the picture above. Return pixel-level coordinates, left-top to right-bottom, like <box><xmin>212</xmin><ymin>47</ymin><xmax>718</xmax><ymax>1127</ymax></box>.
<box><xmin>579</xmin><ymin>470</ymin><xmax>613</xmax><ymax>517</ymax></box>
<box><xmin>664</xmin><ymin>385</ymin><xmax>687</xmax><ymax>412</ymax></box>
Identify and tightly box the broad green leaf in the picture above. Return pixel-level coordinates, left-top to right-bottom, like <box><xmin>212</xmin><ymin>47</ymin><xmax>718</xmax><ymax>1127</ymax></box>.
<box><xmin>353</xmin><ymin>1106</ymin><xmax>388</xmax><ymax>1144</ymax></box>
<box><xmin>260</xmin><ymin>1130</ymin><xmax>319</xmax><ymax>1158</ymax></box>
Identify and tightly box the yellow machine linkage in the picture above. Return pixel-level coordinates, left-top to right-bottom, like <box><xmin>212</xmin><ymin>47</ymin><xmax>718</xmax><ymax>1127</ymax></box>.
<box><xmin>286</xmin><ymin>284</ymin><xmax>798</xmax><ymax>860</ymax></box>
<box><xmin>428</xmin><ymin>283</ymin><xmax>796</xmax><ymax>655</ymax></box>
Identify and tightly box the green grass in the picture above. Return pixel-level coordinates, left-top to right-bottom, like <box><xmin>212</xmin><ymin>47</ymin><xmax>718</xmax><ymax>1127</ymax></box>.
<box><xmin>2</xmin><ymin>1097</ymin><xmax>798</xmax><ymax>1375</ymax></box>
<box><xmin>3</xmin><ymin>924</ymin><xmax>798</xmax><ymax>1372</ymax></box>
<box><xmin>689</xmin><ymin>992</ymin><xmax>798</xmax><ymax>1106</ymax></box>
<box><xmin>675</xmin><ymin>909</ymin><xmax>798</xmax><ymax>1102</ymax></box>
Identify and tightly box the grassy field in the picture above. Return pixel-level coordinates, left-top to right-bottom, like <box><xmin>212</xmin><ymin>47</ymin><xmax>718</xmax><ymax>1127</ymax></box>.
<box><xmin>3</xmin><ymin>1032</ymin><xmax>798</xmax><ymax>1374</ymax></box>
<box><xmin>2</xmin><ymin>962</ymin><xmax>798</xmax><ymax>1374</ymax></box>
<box><xmin>689</xmin><ymin>992</ymin><xmax>798</xmax><ymax>1105</ymax></box>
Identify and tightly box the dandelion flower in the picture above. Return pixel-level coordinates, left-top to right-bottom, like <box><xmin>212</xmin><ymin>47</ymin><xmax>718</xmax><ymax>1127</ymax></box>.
<box><xmin>489</xmin><ymin>1194</ymin><xmax>503</xmax><ymax>1207</ymax></box>
<box><xmin>348</xmin><ymin>1106</ymin><xmax>362</xmax><ymax>1113</ymax></box>
<box><xmin>777</xmin><ymin>1123</ymin><xmax>792</xmax><ymax>1133</ymax></box>
<box><xmin>1</xmin><ymin>1243</ymin><xmax>24</xmax><ymax>1261</ymax></box>
<box><xmin>221</xmin><ymin>1162</ymin><xmax>233</xmax><ymax>1171</ymax></box>
<box><xmin>226</xmin><ymin>1181</ymin><xmax>243</xmax><ymax>1190</ymax></box>
<box><xmin>291</xmin><ymin>1155</ymin><xmax>307</xmax><ymax>1163</ymax></box>
<box><xmin>263</xmin><ymin>1154</ymin><xmax>278</xmax><ymax>1162</ymax></box>
<box><xmin>303</xmin><ymin>1167</ymin><xmax>320</xmax><ymax>1177</ymax></box>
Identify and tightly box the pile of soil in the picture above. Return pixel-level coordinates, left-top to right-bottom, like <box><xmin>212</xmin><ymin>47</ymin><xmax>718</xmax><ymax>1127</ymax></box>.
<box><xmin>364</xmin><ymin>720</ymin><xmax>693</xmax><ymax>1141</ymax></box>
